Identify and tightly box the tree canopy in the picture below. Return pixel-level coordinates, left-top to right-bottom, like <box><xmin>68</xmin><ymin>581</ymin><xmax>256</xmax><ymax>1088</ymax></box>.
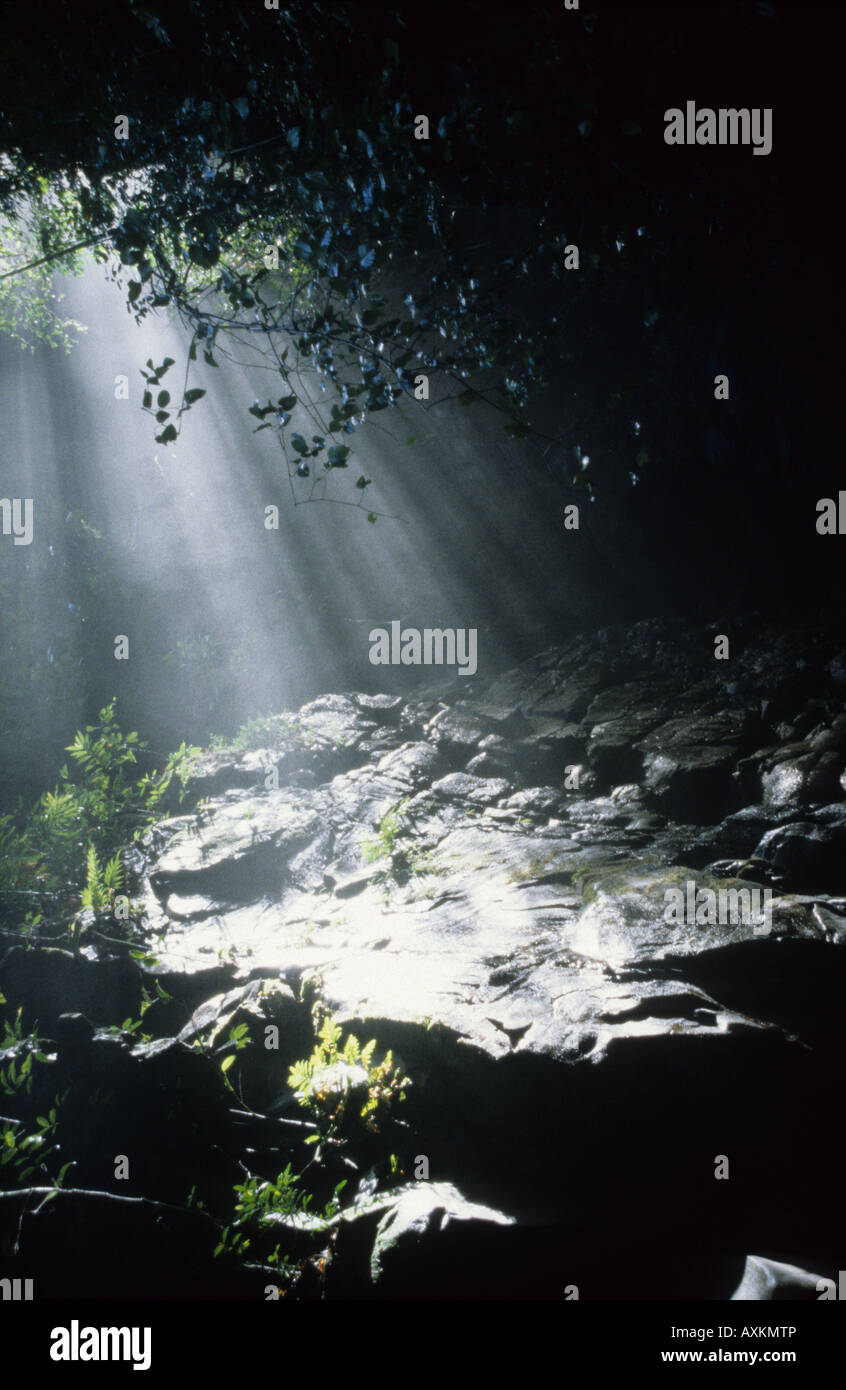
<box><xmin>2</xmin><ymin>0</ymin><xmax>836</xmax><ymax>511</ymax></box>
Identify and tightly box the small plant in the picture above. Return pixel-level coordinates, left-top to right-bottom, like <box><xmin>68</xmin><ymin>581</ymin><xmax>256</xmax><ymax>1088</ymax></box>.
<box><xmin>213</xmin><ymin>1006</ymin><xmax>410</xmax><ymax>1291</ymax></box>
<box><xmin>288</xmin><ymin>1008</ymin><xmax>410</xmax><ymax>1149</ymax></box>
<box><xmin>362</xmin><ymin>799</ymin><xmax>410</xmax><ymax>864</ymax></box>
<box><xmin>218</xmin><ymin>1021</ymin><xmax>251</xmax><ymax>1092</ymax></box>
<box><xmin>211</xmin><ymin>713</ymin><xmax>312</xmax><ymax>754</ymax></box>
<box><xmin>79</xmin><ymin>844</ymin><xmax>124</xmax><ymax>910</ymax></box>
<box><xmin>0</xmin><ymin>994</ymin><xmax>71</xmax><ymax>1190</ymax></box>
<box><xmin>0</xmin><ymin>702</ymin><xmax>199</xmax><ymax>941</ymax></box>
<box><xmin>0</xmin><ymin>1104</ymin><xmax>69</xmax><ymax>1189</ymax></box>
<box><xmin>361</xmin><ymin>798</ymin><xmax>438</xmax><ymax>894</ymax></box>
<box><xmin>213</xmin><ymin>1164</ymin><xmax>346</xmax><ymax>1275</ymax></box>
<box><xmin>234</xmin><ymin>1163</ymin><xmax>336</xmax><ymax>1225</ymax></box>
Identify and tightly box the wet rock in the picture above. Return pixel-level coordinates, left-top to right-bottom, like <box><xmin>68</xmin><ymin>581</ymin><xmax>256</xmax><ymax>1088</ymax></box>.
<box><xmin>513</xmin><ymin>724</ymin><xmax>587</xmax><ymax>785</ymax></box>
<box><xmin>753</xmin><ymin>820</ymin><xmax>846</xmax><ymax>894</ymax></box>
<box><xmin>730</xmin><ymin>1255</ymin><xmax>828</xmax><ymax>1301</ymax></box>
<box><xmin>82</xmin><ymin>613</ymin><xmax>846</xmax><ymax>1293</ymax></box>
<box><xmin>529</xmin><ymin>662</ymin><xmax>612</xmax><ymax>721</ymax></box>
<box><xmin>587</xmin><ymin>715</ymin><xmax>653</xmax><ymax>785</ymax></box>
<box><xmin>374</xmin><ymin>740</ymin><xmax>444</xmax><ymax>788</ymax></box>
<box><xmin>181</xmin><ymin>750</ymin><xmax>269</xmax><ymax>802</ymax></box>
<box><xmin>368</xmin><ymin>1181</ymin><xmax>515</xmax><ymax>1293</ymax></box>
<box><xmin>149</xmin><ymin>792</ymin><xmax>329</xmax><ymax>903</ymax></box>
<box><xmin>424</xmin><ymin>706</ymin><xmax>492</xmax><ymax>756</ymax></box>
<box><xmin>761</xmin><ymin>759</ymin><xmax>813</xmax><ymax>811</ymax></box>
<box><xmin>465</xmin><ymin>751</ymin><xmax>510</xmax><ymax>778</ymax></box>
<box><xmin>583</xmin><ymin>678</ymin><xmax>678</xmax><ymax>725</ymax></box>
<box><xmin>735</xmin><ymin>712</ymin><xmax>846</xmax><ymax>816</ymax></box>
<box><xmin>53</xmin><ymin>1011</ymin><xmax>95</xmax><ymax>1052</ymax></box>
<box><xmin>177</xmin><ymin>977</ymin><xmax>310</xmax><ymax>1081</ymax></box>
<box><xmin>352</xmin><ymin>693</ymin><xmax>404</xmax><ymax>723</ymax></box>
<box><xmin>429</xmin><ymin>772</ymin><xmax>511</xmax><ymax>805</ymax></box>
<box><xmin>322</xmin><ymin>1180</ymin><xmax>516</xmax><ymax>1298</ymax></box>
<box><xmin>639</xmin><ymin>710</ymin><xmax>751</xmax><ymax>818</ymax></box>
<box><xmin>202</xmin><ymin>979</ymin><xmax>312</xmax><ymax>1106</ymax></box>
<box><xmin>330</xmin><ymin>864</ymin><xmax>386</xmax><ymax>897</ymax></box>
<box><xmin>502</xmin><ymin>786</ymin><xmax>568</xmax><ymax>819</ymax></box>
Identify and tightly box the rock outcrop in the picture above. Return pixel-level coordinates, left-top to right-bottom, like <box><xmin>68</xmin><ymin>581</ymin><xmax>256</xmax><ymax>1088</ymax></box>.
<box><xmin>4</xmin><ymin>613</ymin><xmax>845</xmax><ymax>1298</ymax></box>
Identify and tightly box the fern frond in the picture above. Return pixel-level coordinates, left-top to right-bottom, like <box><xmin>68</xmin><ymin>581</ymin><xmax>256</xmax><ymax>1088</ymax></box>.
<box><xmin>102</xmin><ymin>851</ymin><xmax>124</xmax><ymax>893</ymax></box>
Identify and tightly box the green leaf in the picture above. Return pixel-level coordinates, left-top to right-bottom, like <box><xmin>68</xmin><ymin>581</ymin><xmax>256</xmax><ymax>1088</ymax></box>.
<box><xmin>156</xmin><ymin>424</ymin><xmax>178</xmax><ymax>444</ymax></box>
<box><xmin>290</xmin><ymin>433</ymin><xmax>309</xmax><ymax>454</ymax></box>
<box><xmin>220</xmin><ymin>1054</ymin><xmax>236</xmax><ymax>1074</ymax></box>
<box><xmin>189</xmin><ymin>242</ymin><xmax>220</xmax><ymax>268</ymax></box>
<box><xmin>157</xmin><ymin>391</ymin><xmax>170</xmax><ymax>407</ymax></box>
<box><xmin>327</xmin><ymin>445</ymin><xmax>350</xmax><ymax>467</ymax></box>
<box><xmin>182</xmin><ymin>388</ymin><xmax>206</xmax><ymax>406</ymax></box>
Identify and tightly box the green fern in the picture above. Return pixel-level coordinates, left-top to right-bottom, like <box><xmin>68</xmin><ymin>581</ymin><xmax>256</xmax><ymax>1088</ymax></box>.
<box><xmin>0</xmin><ymin>701</ymin><xmax>197</xmax><ymax>938</ymax></box>
<box><xmin>101</xmin><ymin>850</ymin><xmax>124</xmax><ymax>894</ymax></box>
<box><xmin>288</xmin><ymin>1008</ymin><xmax>409</xmax><ymax>1144</ymax></box>
<box><xmin>79</xmin><ymin>843</ymin><xmax>125</xmax><ymax>911</ymax></box>
<box><xmin>40</xmin><ymin>790</ymin><xmax>78</xmax><ymax>837</ymax></box>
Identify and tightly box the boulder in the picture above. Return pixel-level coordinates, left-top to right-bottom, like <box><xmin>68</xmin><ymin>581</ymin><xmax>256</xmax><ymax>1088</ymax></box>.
<box><xmin>753</xmin><ymin>820</ymin><xmax>846</xmax><ymax>894</ymax></box>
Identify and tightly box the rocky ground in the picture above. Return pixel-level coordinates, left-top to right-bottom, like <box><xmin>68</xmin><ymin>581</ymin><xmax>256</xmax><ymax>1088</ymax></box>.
<box><xmin>3</xmin><ymin>612</ymin><xmax>846</xmax><ymax>1299</ymax></box>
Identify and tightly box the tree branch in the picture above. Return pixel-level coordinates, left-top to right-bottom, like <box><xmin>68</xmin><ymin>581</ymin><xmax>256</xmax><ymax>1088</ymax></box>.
<box><xmin>0</xmin><ymin>229</ymin><xmax>117</xmax><ymax>282</ymax></box>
